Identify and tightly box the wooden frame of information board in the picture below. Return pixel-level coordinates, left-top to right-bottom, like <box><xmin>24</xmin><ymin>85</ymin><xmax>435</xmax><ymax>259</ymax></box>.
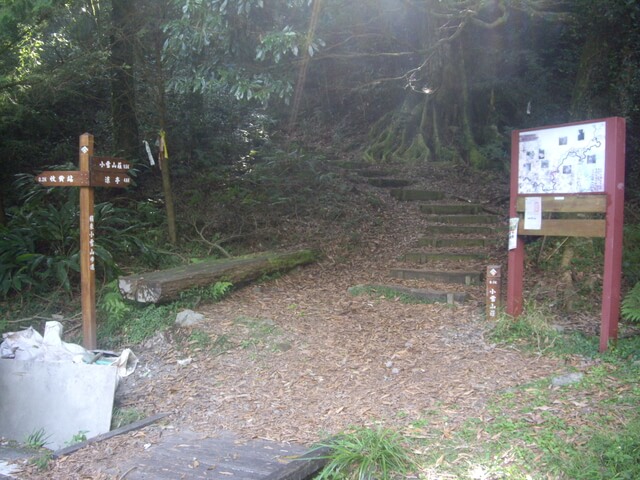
<box><xmin>506</xmin><ymin>117</ymin><xmax>626</xmax><ymax>352</ymax></box>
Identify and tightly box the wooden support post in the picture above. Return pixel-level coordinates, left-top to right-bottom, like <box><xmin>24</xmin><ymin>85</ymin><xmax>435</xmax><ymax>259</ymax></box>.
<box><xmin>600</xmin><ymin>117</ymin><xmax>626</xmax><ymax>352</ymax></box>
<box><xmin>79</xmin><ymin>133</ymin><xmax>97</xmax><ymax>350</ymax></box>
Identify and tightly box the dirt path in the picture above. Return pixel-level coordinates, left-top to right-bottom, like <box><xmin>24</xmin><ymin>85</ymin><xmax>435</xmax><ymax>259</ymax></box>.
<box><xmin>18</xmin><ymin>164</ymin><xmax>568</xmax><ymax>479</ymax></box>
<box><xmin>23</xmin><ymin>261</ymin><xmax>564</xmax><ymax>479</ymax></box>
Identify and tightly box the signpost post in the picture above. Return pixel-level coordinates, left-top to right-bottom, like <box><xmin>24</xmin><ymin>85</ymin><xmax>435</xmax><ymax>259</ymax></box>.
<box><xmin>35</xmin><ymin>133</ymin><xmax>131</xmax><ymax>350</ymax></box>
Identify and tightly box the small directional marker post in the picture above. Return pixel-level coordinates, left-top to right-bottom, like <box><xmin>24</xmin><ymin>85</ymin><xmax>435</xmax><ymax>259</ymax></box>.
<box><xmin>486</xmin><ymin>265</ymin><xmax>502</xmax><ymax>320</ymax></box>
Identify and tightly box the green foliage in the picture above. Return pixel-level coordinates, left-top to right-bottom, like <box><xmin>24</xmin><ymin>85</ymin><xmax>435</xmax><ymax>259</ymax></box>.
<box><xmin>623</xmin><ymin>224</ymin><xmax>640</xmax><ymax>285</ymax></box>
<box><xmin>621</xmin><ymin>281</ymin><xmax>640</xmax><ymax>323</ymax></box>
<box><xmin>313</xmin><ymin>426</ymin><xmax>416</xmax><ymax>480</ymax></box>
<box><xmin>28</xmin><ymin>451</ymin><xmax>53</xmax><ymax>471</ymax></box>
<box><xmin>163</xmin><ymin>0</ymin><xmax>313</xmax><ymax>103</ymax></box>
<box><xmin>1</xmin><ymin>174</ymin><xmax>167</xmax><ymax>298</ymax></box>
<box><xmin>64</xmin><ymin>431</ymin><xmax>88</xmax><ymax>447</ymax></box>
<box><xmin>24</xmin><ymin>428</ymin><xmax>50</xmax><ymax>450</ymax></box>
<box><xmin>111</xmin><ymin>407</ymin><xmax>145</xmax><ymax>430</ymax></box>
<box><xmin>180</xmin><ymin>281</ymin><xmax>233</xmax><ymax>303</ymax></box>
<box><xmin>98</xmin><ymin>280</ymin><xmax>232</xmax><ymax>347</ymax></box>
<box><xmin>186</xmin><ymin>329</ymin><xmax>213</xmax><ymax>351</ymax></box>
<box><xmin>490</xmin><ymin>304</ymin><xmax>561</xmax><ymax>353</ymax></box>
<box><xmin>99</xmin><ymin>302</ymin><xmax>176</xmax><ymax>348</ymax></box>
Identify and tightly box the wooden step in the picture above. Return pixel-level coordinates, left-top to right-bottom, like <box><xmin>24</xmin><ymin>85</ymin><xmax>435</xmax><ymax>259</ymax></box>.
<box><xmin>357</xmin><ymin>170</ymin><xmax>392</xmax><ymax>178</ymax></box>
<box><xmin>419</xmin><ymin>204</ymin><xmax>482</xmax><ymax>215</ymax></box>
<box><xmin>426</xmin><ymin>214</ymin><xmax>501</xmax><ymax>224</ymax></box>
<box><xmin>390</xmin><ymin>268</ymin><xmax>482</xmax><ymax>285</ymax></box>
<box><xmin>417</xmin><ymin>237</ymin><xmax>488</xmax><ymax>248</ymax></box>
<box><xmin>402</xmin><ymin>252</ymin><xmax>487</xmax><ymax>263</ymax></box>
<box><xmin>390</xmin><ymin>189</ymin><xmax>445</xmax><ymax>201</ymax></box>
<box><xmin>369</xmin><ymin>178</ymin><xmax>413</xmax><ymax>188</ymax></box>
<box><xmin>348</xmin><ymin>284</ymin><xmax>467</xmax><ymax>304</ymax></box>
<box><xmin>427</xmin><ymin>225</ymin><xmax>495</xmax><ymax>235</ymax></box>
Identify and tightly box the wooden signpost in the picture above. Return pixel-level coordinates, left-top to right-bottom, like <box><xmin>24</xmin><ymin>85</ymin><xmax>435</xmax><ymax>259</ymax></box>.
<box><xmin>35</xmin><ymin>134</ymin><xmax>131</xmax><ymax>350</ymax></box>
<box><xmin>506</xmin><ymin>117</ymin><xmax>625</xmax><ymax>352</ymax></box>
<box><xmin>486</xmin><ymin>265</ymin><xmax>502</xmax><ymax>320</ymax></box>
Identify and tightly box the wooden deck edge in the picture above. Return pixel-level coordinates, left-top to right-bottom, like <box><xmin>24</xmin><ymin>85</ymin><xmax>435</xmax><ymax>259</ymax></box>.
<box><xmin>51</xmin><ymin>413</ymin><xmax>170</xmax><ymax>459</ymax></box>
<box><xmin>262</xmin><ymin>445</ymin><xmax>332</xmax><ymax>480</ymax></box>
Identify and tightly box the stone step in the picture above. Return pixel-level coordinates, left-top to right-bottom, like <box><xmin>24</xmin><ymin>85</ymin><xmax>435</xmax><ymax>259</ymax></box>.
<box><xmin>390</xmin><ymin>268</ymin><xmax>482</xmax><ymax>285</ymax></box>
<box><xmin>420</xmin><ymin>204</ymin><xmax>483</xmax><ymax>215</ymax></box>
<box><xmin>402</xmin><ymin>251</ymin><xmax>487</xmax><ymax>263</ymax></box>
<box><xmin>426</xmin><ymin>214</ymin><xmax>501</xmax><ymax>224</ymax></box>
<box><xmin>417</xmin><ymin>237</ymin><xmax>489</xmax><ymax>248</ymax></box>
<box><xmin>348</xmin><ymin>284</ymin><xmax>467</xmax><ymax>304</ymax></box>
<box><xmin>369</xmin><ymin>178</ymin><xmax>413</xmax><ymax>188</ymax></box>
<box><xmin>427</xmin><ymin>225</ymin><xmax>495</xmax><ymax>235</ymax></box>
<box><xmin>390</xmin><ymin>189</ymin><xmax>445</xmax><ymax>201</ymax></box>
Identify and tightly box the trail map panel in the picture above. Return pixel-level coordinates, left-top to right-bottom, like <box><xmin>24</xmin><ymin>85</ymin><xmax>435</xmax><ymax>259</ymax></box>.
<box><xmin>518</xmin><ymin>121</ymin><xmax>606</xmax><ymax>194</ymax></box>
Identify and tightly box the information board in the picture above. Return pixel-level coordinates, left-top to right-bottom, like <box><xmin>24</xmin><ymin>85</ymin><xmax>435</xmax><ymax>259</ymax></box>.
<box><xmin>508</xmin><ymin>117</ymin><xmax>626</xmax><ymax>352</ymax></box>
<box><xmin>518</xmin><ymin>120</ymin><xmax>606</xmax><ymax>194</ymax></box>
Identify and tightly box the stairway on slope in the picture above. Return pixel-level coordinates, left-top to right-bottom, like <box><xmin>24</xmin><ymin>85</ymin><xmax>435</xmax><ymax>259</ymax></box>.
<box><xmin>339</xmin><ymin>161</ymin><xmax>507</xmax><ymax>307</ymax></box>
<box><xmin>360</xmin><ymin>165</ymin><xmax>506</xmax><ymax>306</ymax></box>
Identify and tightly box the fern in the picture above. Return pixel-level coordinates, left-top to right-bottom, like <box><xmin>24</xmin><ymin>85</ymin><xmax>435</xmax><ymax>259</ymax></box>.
<box><xmin>621</xmin><ymin>282</ymin><xmax>640</xmax><ymax>323</ymax></box>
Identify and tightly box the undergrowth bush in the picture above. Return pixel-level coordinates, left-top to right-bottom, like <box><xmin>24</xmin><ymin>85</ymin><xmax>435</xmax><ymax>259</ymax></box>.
<box><xmin>0</xmin><ymin>172</ymin><xmax>167</xmax><ymax>298</ymax></box>
<box><xmin>623</xmin><ymin>224</ymin><xmax>640</xmax><ymax>285</ymax></box>
<box><xmin>98</xmin><ymin>280</ymin><xmax>233</xmax><ymax>347</ymax></box>
<box><xmin>621</xmin><ymin>281</ymin><xmax>640</xmax><ymax>323</ymax></box>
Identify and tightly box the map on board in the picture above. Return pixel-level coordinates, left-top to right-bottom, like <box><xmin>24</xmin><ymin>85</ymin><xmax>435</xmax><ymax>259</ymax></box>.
<box><xmin>518</xmin><ymin>121</ymin><xmax>606</xmax><ymax>194</ymax></box>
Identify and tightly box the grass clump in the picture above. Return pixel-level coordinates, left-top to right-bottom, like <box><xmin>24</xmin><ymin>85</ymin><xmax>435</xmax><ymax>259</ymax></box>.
<box><xmin>111</xmin><ymin>407</ymin><xmax>145</xmax><ymax>429</ymax></box>
<box><xmin>489</xmin><ymin>303</ymin><xmax>561</xmax><ymax>353</ymax></box>
<box><xmin>313</xmin><ymin>426</ymin><xmax>416</xmax><ymax>480</ymax></box>
<box><xmin>561</xmin><ymin>416</ymin><xmax>640</xmax><ymax>479</ymax></box>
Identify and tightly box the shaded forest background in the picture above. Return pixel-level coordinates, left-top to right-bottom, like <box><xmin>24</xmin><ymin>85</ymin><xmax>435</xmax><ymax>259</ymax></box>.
<box><xmin>1</xmin><ymin>0</ymin><xmax>640</xmax><ymax>302</ymax></box>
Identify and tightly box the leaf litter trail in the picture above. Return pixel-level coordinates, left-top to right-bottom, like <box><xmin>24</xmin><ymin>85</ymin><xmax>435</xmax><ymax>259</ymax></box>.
<box><xmin>28</xmin><ymin>164</ymin><xmax>567</xmax><ymax>479</ymax></box>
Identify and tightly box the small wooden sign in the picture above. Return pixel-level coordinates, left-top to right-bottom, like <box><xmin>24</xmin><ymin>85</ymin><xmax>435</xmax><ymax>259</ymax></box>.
<box><xmin>90</xmin><ymin>171</ymin><xmax>131</xmax><ymax>188</ymax></box>
<box><xmin>35</xmin><ymin>171</ymin><xmax>90</xmax><ymax>187</ymax></box>
<box><xmin>91</xmin><ymin>156</ymin><xmax>131</xmax><ymax>172</ymax></box>
<box><xmin>486</xmin><ymin>265</ymin><xmax>502</xmax><ymax>319</ymax></box>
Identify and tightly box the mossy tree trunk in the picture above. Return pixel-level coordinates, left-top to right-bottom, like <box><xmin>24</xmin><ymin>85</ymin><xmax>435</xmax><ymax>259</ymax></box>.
<box><xmin>364</xmin><ymin>0</ymin><xmax>509</xmax><ymax>166</ymax></box>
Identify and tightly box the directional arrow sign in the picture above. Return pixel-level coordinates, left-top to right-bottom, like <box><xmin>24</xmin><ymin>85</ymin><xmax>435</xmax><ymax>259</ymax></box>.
<box><xmin>90</xmin><ymin>156</ymin><xmax>131</xmax><ymax>172</ymax></box>
<box><xmin>90</xmin><ymin>171</ymin><xmax>131</xmax><ymax>188</ymax></box>
<box><xmin>35</xmin><ymin>171</ymin><xmax>90</xmax><ymax>187</ymax></box>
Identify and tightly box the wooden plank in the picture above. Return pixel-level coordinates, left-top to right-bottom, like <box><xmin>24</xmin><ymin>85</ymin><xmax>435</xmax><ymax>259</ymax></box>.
<box><xmin>516</xmin><ymin>194</ymin><xmax>607</xmax><ymax>213</ymax></box>
<box><xmin>90</xmin><ymin>171</ymin><xmax>132</xmax><ymax>188</ymax></box>
<box><xmin>35</xmin><ymin>171</ymin><xmax>90</xmax><ymax>187</ymax></box>
<box><xmin>86</xmin><ymin>429</ymin><xmax>307</xmax><ymax>480</ymax></box>
<box><xmin>119</xmin><ymin>249</ymin><xmax>318</xmax><ymax>303</ymax></box>
<box><xmin>91</xmin><ymin>156</ymin><xmax>131</xmax><ymax>171</ymax></box>
<box><xmin>262</xmin><ymin>445</ymin><xmax>332</xmax><ymax>480</ymax></box>
<box><xmin>518</xmin><ymin>218</ymin><xmax>605</xmax><ymax>237</ymax></box>
<box><xmin>52</xmin><ymin>413</ymin><xmax>169</xmax><ymax>459</ymax></box>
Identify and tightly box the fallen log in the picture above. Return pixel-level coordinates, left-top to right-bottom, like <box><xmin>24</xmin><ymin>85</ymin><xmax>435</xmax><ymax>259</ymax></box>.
<box><xmin>118</xmin><ymin>249</ymin><xmax>318</xmax><ymax>304</ymax></box>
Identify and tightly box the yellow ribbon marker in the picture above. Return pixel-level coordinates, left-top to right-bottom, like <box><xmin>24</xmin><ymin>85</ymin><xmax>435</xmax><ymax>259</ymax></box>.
<box><xmin>159</xmin><ymin>130</ymin><xmax>169</xmax><ymax>159</ymax></box>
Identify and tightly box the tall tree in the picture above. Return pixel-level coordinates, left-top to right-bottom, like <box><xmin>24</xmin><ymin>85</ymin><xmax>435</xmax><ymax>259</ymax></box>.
<box><xmin>110</xmin><ymin>0</ymin><xmax>140</xmax><ymax>160</ymax></box>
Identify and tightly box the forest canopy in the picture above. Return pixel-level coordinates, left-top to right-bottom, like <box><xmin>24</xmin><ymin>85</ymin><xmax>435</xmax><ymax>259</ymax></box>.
<box><xmin>0</xmin><ymin>0</ymin><xmax>638</xmax><ymax>226</ymax></box>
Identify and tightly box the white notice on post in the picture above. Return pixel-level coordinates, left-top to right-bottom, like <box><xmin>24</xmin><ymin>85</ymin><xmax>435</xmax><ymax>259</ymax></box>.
<box><xmin>524</xmin><ymin>196</ymin><xmax>542</xmax><ymax>230</ymax></box>
<box><xmin>508</xmin><ymin>217</ymin><xmax>519</xmax><ymax>250</ymax></box>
